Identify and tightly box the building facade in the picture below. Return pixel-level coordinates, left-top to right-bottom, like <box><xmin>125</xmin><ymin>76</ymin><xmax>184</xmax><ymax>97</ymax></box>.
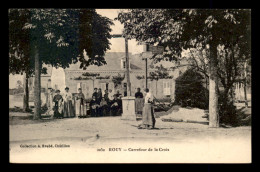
<box><xmin>62</xmin><ymin>52</ymin><xmax>185</xmax><ymax>100</ymax></box>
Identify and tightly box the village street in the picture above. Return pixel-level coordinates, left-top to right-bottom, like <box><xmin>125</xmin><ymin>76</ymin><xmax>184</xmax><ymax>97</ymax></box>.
<box><xmin>9</xmin><ymin>111</ymin><xmax>251</xmax><ymax>163</ymax></box>
<box><xmin>9</xmin><ymin>9</ymin><xmax>251</xmax><ymax>164</ymax></box>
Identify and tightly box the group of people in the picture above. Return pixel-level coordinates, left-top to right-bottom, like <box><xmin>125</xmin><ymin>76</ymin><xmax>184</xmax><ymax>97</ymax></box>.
<box><xmin>48</xmin><ymin>86</ymin><xmax>156</xmax><ymax>129</ymax></box>
<box><xmin>89</xmin><ymin>88</ymin><xmax>122</xmax><ymax>117</ymax></box>
<box><xmin>52</xmin><ymin>87</ymin><xmax>75</xmax><ymax>119</ymax></box>
<box><xmin>49</xmin><ymin>87</ymin><xmax>123</xmax><ymax>119</ymax></box>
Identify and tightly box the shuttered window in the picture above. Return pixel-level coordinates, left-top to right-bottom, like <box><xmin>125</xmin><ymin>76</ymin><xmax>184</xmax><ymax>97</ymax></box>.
<box><xmin>163</xmin><ymin>81</ymin><xmax>171</xmax><ymax>95</ymax></box>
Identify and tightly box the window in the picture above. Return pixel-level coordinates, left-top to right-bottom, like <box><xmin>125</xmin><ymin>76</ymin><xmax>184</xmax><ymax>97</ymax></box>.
<box><xmin>163</xmin><ymin>81</ymin><xmax>171</xmax><ymax>95</ymax></box>
<box><xmin>121</xmin><ymin>59</ymin><xmax>126</xmax><ymax>69</ymax></box>
<box><xmin>86</xmin><ymin>86</ymin><xmax>89</xmax><ymax>97</ymax></box>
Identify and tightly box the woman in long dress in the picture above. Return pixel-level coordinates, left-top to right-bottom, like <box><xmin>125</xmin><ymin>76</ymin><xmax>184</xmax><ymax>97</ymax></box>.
<box><xmin>142</xmin><ymin>88</ymin><xmax>156</xmax><ymax>129</ymax></box>
<box><xmin>53</xmin><ymin>90</ymin><xmax>63</xmax><ymax>118</ymax></box>
<box><xmin>135</xmin><ymin>88</ymin><xmax>144</xmax><ymax>115</ymax></box>
<box><xmin>75</xmin><ymin>88</ymin><xmax>86</xmax><ymax>118</ymax></box>
<box><xmin>63</xmin><ymin>87</ymin><xmax>75</xmax><ymax>118</ymax></box>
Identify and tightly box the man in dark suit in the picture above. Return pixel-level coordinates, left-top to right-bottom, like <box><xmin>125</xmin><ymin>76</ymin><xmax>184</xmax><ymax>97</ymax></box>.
<box><xmin>97</xmin><ymin>88</ymin><xmax>102</xmax><ymax>104</ymax></box>
<box><xmin>92</xmin><ymin>88</ymin><xmax>98</xmax><ymax>100</ymax></box>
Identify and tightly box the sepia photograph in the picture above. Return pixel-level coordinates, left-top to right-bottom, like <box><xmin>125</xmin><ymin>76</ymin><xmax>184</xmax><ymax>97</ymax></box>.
<box><xmin>9</xmin><ymin>9</ymin><xmax>251</xmax><ymax>163</ymax></box>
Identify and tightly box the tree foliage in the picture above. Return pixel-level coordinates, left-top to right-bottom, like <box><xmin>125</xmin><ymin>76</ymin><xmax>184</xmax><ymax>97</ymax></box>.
<box><xmin>116</xmin><ymin>9</ymin><xmax>250</xmax><ymax>126</ymax></box>
<box><xmin>175</xmin><ymin>68</ymin><xmax>209</xmax><ymax>109</ymax></box>
<box><xmin>116</xmin><ymin>9</ymin><xmax>251</xmax><ymax>95</ymax></box>
<box><xmin>9</xmin><ymin>9</ymin><xmax>113</xmax><ymax>118</ymax></box>
<box><xmin>112</xmin><ymin>73</ymin><xmax>125</xmax><ymax>87</ymax></box>
<box><xmin>149</xmin><ymin>65</ymin><xmax>173</xmax><ymax>81</ymax></box>
<box><xmin>9</xmin><ymin>9</ymin><xmax>114</xmax><ymax>73</ymax></box>
<box><xmin>116</xmin><ymin>9</ymin><xmax>250</xmax><ymax>63</ymax></box>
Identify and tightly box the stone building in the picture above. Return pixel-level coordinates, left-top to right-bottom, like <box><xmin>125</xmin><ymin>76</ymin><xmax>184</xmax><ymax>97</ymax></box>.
<box><xmin>60</xmin><ymin>52</ymin><xmax>187</xmax><ymax>100</ymax></box>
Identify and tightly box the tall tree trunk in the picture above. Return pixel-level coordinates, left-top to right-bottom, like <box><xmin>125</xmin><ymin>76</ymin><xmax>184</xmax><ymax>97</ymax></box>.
<box><xmin>145</xmin><ymin>58</ymin><xmax>148</xmax><ymax>90</ymax></box>
<box><xmin>125</xmin><ymin>37</ymin><xmax>131</xmax><ymax>96</ymax></box>
<box><xmin>34</xmin><ymin>47</ymin><xmax>41</xmax><ymax>120</ymax></box>
<box><xmin>156</xmin><ymin>80</ymin><xmax>157</xmax><ymax>96</ymax></box>
<box><xmin>244</xmin><ymin>60</ymin><xmax>248</xmax><ymax>107</ymax></box>
<box><xmin>23</xmin><ymin>72</ymin><xmax>29</xmax><ymax>112</ymax></box>
<box><xmin>92</xmin><ymin>78</ymin><xmax>94</xmax><ymax>91</ymax></box>
<box><xmin>243</xmin><ymin>80</ymin><xmax>248</xmax><ymax>107</ymax></box>
<box><xmin>208</xmin><ymin>42</ymin><xmax>219</xmax><ymax>128</ymax></box>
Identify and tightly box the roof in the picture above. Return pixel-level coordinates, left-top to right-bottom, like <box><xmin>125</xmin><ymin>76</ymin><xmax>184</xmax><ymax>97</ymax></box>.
<box><xmin>64</xmin><ymin>52</ymin><xmax>145</xmax><ymax>72</ymax></box>
<box><xmin>64</xmin><ymin>52</ymin><xmax>184</xmax><ymax>73</ymax></box>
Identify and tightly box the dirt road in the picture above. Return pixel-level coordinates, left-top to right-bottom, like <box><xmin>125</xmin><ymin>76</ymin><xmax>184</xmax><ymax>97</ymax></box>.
<box><xmin>9</xmin><ymin>116</ymin><xmax>251</xmax><ymax>163</ymax></box>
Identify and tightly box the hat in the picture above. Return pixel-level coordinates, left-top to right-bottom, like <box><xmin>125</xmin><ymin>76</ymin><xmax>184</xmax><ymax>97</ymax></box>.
<box><xmin>65</xmin><ymin>87</ymin><xmax>69</xmax><ymax>90</ymax></box>
<box><xmin>55</xmin><ymin>90</ymin><xmax>60</xmax><ymax>93</ymax></box>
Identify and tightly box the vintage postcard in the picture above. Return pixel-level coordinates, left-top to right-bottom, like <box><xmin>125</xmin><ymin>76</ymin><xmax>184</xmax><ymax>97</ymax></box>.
<box><xmin>9</xmin><ymin>9</ymin><xmax>251</xmax><ymax>163</ymax></box>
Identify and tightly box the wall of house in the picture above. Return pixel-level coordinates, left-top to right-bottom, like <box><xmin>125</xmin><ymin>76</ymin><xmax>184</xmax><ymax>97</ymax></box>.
<box><xmin>64</xmin><ymin>70</ymin><xmax>176</xmax><ymax>100</ymax></box>
<box><xmin>41</xmin><ymin>77</ymin><xmax>51</xmax><ymax>92</ymax></box>
<box><xmin>51</xmin><ymin>67</ymin><xmax>66</xmax><ymax>91</ymax></box>
<box><xmin>29</xmin><ymin>76</ymin><xmax>51</xmax><ymax>93</ymax></box>
<box><xmin>64</xmin><ymin>70</ymin><xmax>123</xmax><ymax>98</ymax></box>
<box><xmin>129</xmin><ymin>73</ymin><xmax>176</xmax><ymax>99</ymax></box>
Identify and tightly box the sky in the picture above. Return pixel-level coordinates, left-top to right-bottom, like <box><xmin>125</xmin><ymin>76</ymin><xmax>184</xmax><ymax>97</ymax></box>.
<box><xmin>9</xmin><ymin>9</ymin><xmax>143</xmax><ymax>89</ymax></box>
<box><xmin>96</xmin><ymin>9</ymin><xmax>144</xmax><ymax>54</ymax></box>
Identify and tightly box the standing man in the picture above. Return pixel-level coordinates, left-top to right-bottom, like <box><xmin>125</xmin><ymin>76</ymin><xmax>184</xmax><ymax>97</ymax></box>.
<box><xmin>97</xmin><ymin>88</ymin><xmax>102</xmax><ymax>104</ymax></box>
<box><xmin>75</xmin><ymin>88</ymin><xmax>86</xmax><ymax>118</ymax></box>
<box><xmin>89</xmin><ymin>95</ymin><xmax>99</xmax><ymax>117</ymax></box>
<box><xmin>104</xmin><ymin>89</ymin><xmax>109</xmax><ymax>103</ymax></box>
<box><xmin>92</xmin><ymin>88</ymin><xmax>98</xmax><ymax>100</ymax></box>
<box><xmin>135</xmin><ymin>88</ymin><xmax>143</xmax><ymax>98</ymax></box>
